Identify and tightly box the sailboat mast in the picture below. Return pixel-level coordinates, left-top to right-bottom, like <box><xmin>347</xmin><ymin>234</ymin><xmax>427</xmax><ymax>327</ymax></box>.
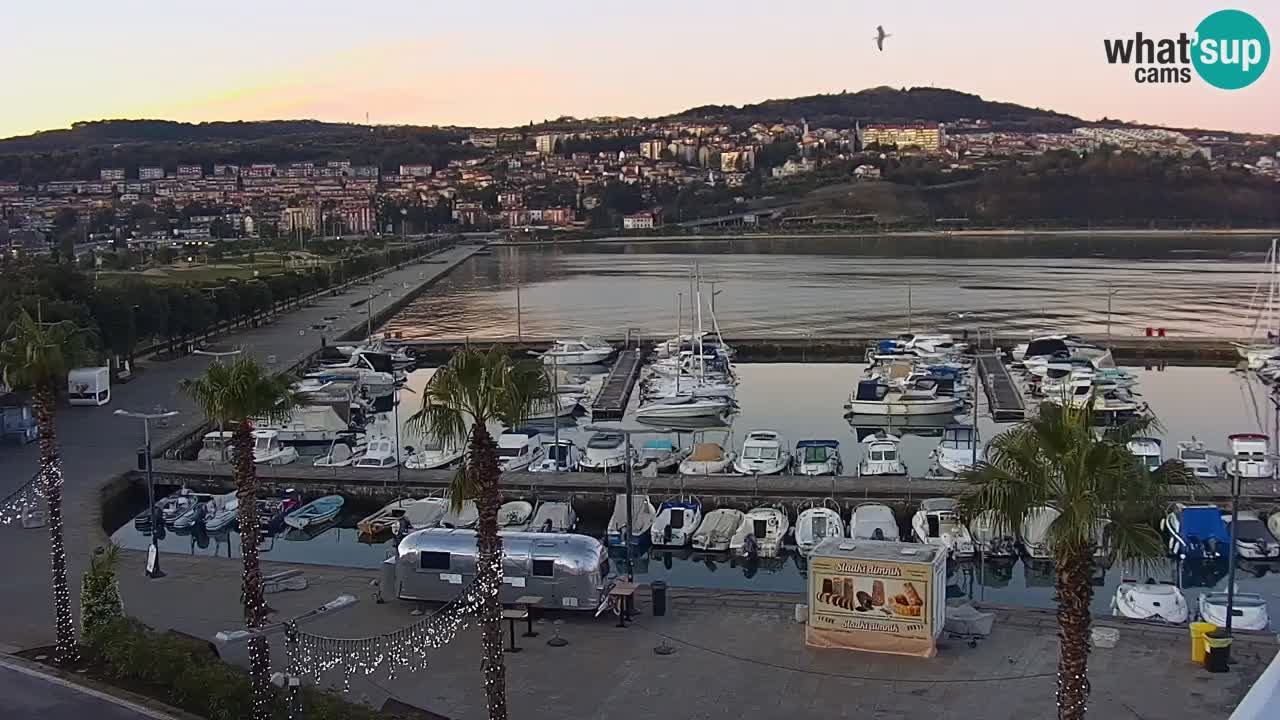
<box><xmin>1270</xmin><ymin>239</ymin><xmax>1278</xmax><ymax>340</ymax></box>
<box><xmin>676</xmin><ymin>292</ymin><xmax>683</xmax><ymax>394</ymax></box>
<box><xmin>695</xmin><ymin>266</ymin><xmax>706</xmax><ymax>380</ymax></box>
<box><xmin>907</xmin><ymin>280</ymin><xmax>913</xmax><ymax>333</ymax></box>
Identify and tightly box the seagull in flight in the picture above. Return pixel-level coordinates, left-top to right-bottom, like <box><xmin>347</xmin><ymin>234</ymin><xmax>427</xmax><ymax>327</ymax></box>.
<box><xmin>874</xmin><ymin>25</ymin><xmax>891</xmax><ymax>51</ymax></box>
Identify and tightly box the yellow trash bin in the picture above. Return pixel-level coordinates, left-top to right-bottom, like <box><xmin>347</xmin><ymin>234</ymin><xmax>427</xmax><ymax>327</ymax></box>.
<box><xmin>1189</xmin><ymin>622</ymin><xmax>1216</xmax><ymax>663</ymax></box>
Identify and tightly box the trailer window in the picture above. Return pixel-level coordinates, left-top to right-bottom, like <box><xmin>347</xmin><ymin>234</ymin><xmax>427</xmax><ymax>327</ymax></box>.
<box><xmin>419</xmin><ymin>551</ymin><xmax>450</xmax><ymax>570</ymax></box>
<box><xmin>532</xmin><ymin>559</ymin><xmax>555</xmax><ymax>577</ymax></box>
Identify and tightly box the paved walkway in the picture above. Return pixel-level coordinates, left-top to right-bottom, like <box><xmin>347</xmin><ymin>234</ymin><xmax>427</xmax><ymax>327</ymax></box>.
<box><xmin>0</xmin><ymin>661</ymin><xmax>177</xmax><ymax>720</ymax></box>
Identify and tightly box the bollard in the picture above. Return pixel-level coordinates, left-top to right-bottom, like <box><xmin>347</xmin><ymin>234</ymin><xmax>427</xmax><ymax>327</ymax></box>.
<box><xmin>652</xmin><ymin>580</ymin><xmax>668</xmax><ymax>617</ymax></box>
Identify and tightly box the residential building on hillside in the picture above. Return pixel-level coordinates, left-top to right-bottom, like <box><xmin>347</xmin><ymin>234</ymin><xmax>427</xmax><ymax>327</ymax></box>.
<box><xmin>861</xmin><ymin>123</ymin><xmax>944</xmax><ymax>151</ymax></box>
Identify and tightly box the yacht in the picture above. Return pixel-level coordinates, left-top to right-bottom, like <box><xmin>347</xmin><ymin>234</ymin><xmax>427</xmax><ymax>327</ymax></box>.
<box><xmin>634</xmin><ymin>394</ymin><xmax>732</xmax><ymax>420</ymax></box>
<box><xmin>578</xmin><ymin>432</ymin><xmax>634</xmax><ymax>472</ymax></box>
<box><xmin>252</xmin><ymin>430</ymin><xmax>298</xmax><ymax>465</ymax></box>
<box><xmin>1224</xmin><ymin>433</ymin><xmax>1273</xmax><ymax>478</ymax></box>
<box><xmin>844</xmin><ymin>379</ymin><xmax>960</xmax><ymax>416</ymax></box>
<box><xmin>541</xmin><ymin>338</ymin><xmax>614</xmax><ymax>365</ymax></box>
<box><xmin>926</xmin><ymin>425</ymin><xmax>982</xmax><ymax>479</ymax></box>
<box><xmin>730</xmin><ymin>505</ymin><xmax>790</xmax><ymax>556</ymax></box>
<box><xmin>529</xmin><ymin>439</ymin><xmax>581</xmax><ymax>472</ymax></box>
<box><xmin>353</xmin><ymin>436</ymin><xmax>399</xmax><ymax>469</ymax></box>
<box><xmin>794</xmin><ymin>439</ymin><xmax>842</xmax><ymax>476</ymax></box>
<box><xmin>678</xmin><ymin>443</ymin><xmax>736</xmax><ymax>475</ymax></box>
<box><xmin>795</xmin><ymin>503</ymin><xmax>845</xmax><ymax>554</ymax></box>
<box><xmin>651</xmin><ymin>499</ymin><xmax>702</xmax><ymax>547</ymax></box>
<box><xmin>858</xmin><ymin>433</ymin><xmax>906</xmax><ymax>476</ymax></box>
<box><xmin>1127</xmin><ymin>437</ymin><xmax>1163</xmax><ymax>472</ymax></box>
<box><xmin>1176</xmin><ymin>440</ymin><xmax>1218</xmax><ymax>479</ymax></box>
<box><xmin>496</xmin><ymin>428</ymin><xmax>543</xmax><ymax>472</ymax></box>
<box><xmin>402</xmin><ymin>440</ymin><xmax>465</xmax><ymax>470</ymax></box>
<box><xmin>732</xmin><ymin>431</ymin><xmax>791</xmax><ymax>475</ymax></box>
<box><xmin>606</xmin><ymin>494</ymin><xmax>655</xmax><ymax>549</ymax></box>
<box><xmin>691</xmin><ymin>508</ymin><xmax>745</xmax><ymax>552</ymax></box>
<box><xmin>911</xmin><ymin>498</ymin><xmax>975</xmax><ymax>557</ymax></box>
<box><xmin>849</xmin><ymin>502</ymin><xmax>900</xmax><ymax>541</ymax></box>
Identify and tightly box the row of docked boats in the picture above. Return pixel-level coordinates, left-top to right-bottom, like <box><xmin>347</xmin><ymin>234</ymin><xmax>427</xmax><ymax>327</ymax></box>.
<box><xmin>134</xmin><ymin>488</ymin><xmax>346</xmax><ymax>535</ymax></box>
<box><xmin>1011</xmin><ymin>334</ymin><xmax>1146</xmax><ymax>421</ymax></box>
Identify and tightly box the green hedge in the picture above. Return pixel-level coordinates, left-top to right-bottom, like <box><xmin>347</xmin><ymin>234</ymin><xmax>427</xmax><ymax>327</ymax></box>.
<box><xmin>84</xmin><ymin>618</ymin><xmax>406</xmax><ymax>720</ymax></box>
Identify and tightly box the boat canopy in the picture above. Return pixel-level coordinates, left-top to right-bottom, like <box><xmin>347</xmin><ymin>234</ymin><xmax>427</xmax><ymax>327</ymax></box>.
<box><xmin>796</xmin><ymin>439</ymin><xmax>839</xmax><ymax>448</ymax></box>
<box><xmin>689</xmin><ymin>443</ymin><xmax>724</xmax><ymax>461</ymax></box>
<box><xmin>1025</xmin><ymin>338</ymin><xmax>1069</xmax><ymax>358</ymax></box>
<box><xmin>920</xmin><ymin>497</ymin><xmax>957</xmax><ymax>513</ymax></box>
<box><xmin>587</xmin><ymin>433</ymin><xmax>624</xmax><ymax>449</ymax></box>
<box><xmin>941</xmin><ymin>426</ymin><xmax>977</xmax><ymax>448</ymax></box>
<box><xmin>643</xmin><ymin>439</ymin><xmax>675</xmax><ymax>451</ymax></box>
<box><xmin>1179</xmin><ymin>506</ymin><xmax>1229</xmax><ymax>542</ymax></box>
<box><xmin>855</xmin><ymin>380</ymin><xmax>888</xmax><ymax>402</ymax></box>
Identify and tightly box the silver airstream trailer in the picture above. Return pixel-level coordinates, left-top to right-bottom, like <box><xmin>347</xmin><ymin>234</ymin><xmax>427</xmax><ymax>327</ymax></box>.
<box><xmin>383</xmin><ymin>528</ymin><xmax>610</xmax><ymax>611</ymax></box>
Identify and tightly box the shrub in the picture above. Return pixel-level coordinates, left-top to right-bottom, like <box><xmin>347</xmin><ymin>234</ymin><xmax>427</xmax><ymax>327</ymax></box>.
<box><xmin>81</xmin><ymin>545</ymin><xmax>125</xmax><ymax>641</ymax></box>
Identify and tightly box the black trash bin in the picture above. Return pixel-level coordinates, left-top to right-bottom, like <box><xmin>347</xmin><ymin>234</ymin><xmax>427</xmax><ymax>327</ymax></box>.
<box><xmin>1204</xmin><ymin>630</ymin><xmax>1232</xmax><ymax>673</ymax></box>
<box><xmin>136</xmin><ymin>447</ymin><xmax>148</xmax><ymax>471</ymax></box>
<box><xmin>652</xmin><ymin>580</ymin><xmax>667</xmax><ymax>617</ymax></box>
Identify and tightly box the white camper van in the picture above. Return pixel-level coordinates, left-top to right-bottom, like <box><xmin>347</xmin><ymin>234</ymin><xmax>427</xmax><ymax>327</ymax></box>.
<box><xmin>67</xmin><ymin>367</ymin><xmax>111</xmax><ymax>406</ymax></box>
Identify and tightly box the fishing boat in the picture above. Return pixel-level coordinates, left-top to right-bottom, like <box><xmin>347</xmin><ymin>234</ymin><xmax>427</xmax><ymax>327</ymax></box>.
<box><xmin>252</xmin><ymin>430</ymin><xmax>298</xmax><ymax>465</ymax></box>
<box><xmin>530</xmin><ymin>439</ymin><xmax>582</xmax><ymax>472</ymax></box>
<box><xmin>1020</xmin><ymin>506</ymin><xmax>1060</xmax><ymax>560</ymax></box>
<box><xmin>606</xmin><ymin>494</ymin><xmax>655</xmax><ymax>549</ymax></box>
<box><xmin>634</xmin><ymin>394</ymin><xmax>732</xmax><ymax>420</ymax></box>
<box><xmin>1223</xmin><ymin>433</ymin><xmax>1273</xmax><ymax>478</ymax></box>
<box><xmin>731</xmin><ymin>430</ymin><xmax>791</xmax><ymax>476</ymax></box>
<box><xmin>498</xmin><ymin>500</ymin><xmax>534</xmax><ymax>531</ymax></box>
<box><xmin>1127</xmin><ymin>437</ymin><xmax>1164</xmax><ymax>472</ymax></box>
<box><xmin>911</xmin><ymin>498</ymin><xmax>975</xmax><ymax>557</ymax></box>
<box><xmin>578</xmin><ymin>432</ymin><xmax>634</xmax><ymax>472</ymax></box>
<box><xmin>1198</xmin><ymin>591</ymin><xmax>1269</xmax><ymax>631</ymax></box>
<box><xmin>970</xmin><ymin>509</ymin><xmax>1018</xmax><ymax>557</ymax></box>
<box><xmin>353</xmin><ymin>436</ymin><xmax>399</xmax><ymax>469</ymax></box>
<box><xmin>1226</xmin><ymin>510</ymin><xmax>1280</xmax><ymax>559</ymax></box>
<box><xmin>1112</xmin><ymin>580</ymin><xmax>1189</xmax><ymax>624</ymax></box>
<box><xmin>849</xmin><ymin>502</ymin><xmax>900</xmax><ymax>541</ymax></box>
<box><xmin>858</xmin><ymin>432</ymin><xmax>905</xmax><ymax>476</ymax></box>
<box><xmin>1232</xmin><ymin>238</ymin><xmax>1280</xmax><ymax>369</ymax></box>
<box><xmin>284</xmin><ymin>495</ymin><xmax>345</xmax><ymax>530</ymax></box>
<box><xmin>638</xmin><ymin>439</ymin><xmax>690</xmax><ymax>473</ymax></box>
<box><xmin>1163</xmin><ymin>503</ymin><xmax>1229</xmax><ymax>559</ymax></box>
<box><xmin>650</xmin><ymin>499</ymin><xmax>702</xmax><ymax>547</ymax></box>
<box><xmin>794</xmin><ymin>439</ymin><xmax>842</xmax><ymax>476</ymax></box>
<box><xmin>730</xmin><ymin>506</ymin><xmax>790</xmax><ymax>556</ymax></box>
<box><xmin>844</xmin><ymin>379</ymin><xmax>960</xmax><ymax>416</ymax></box>
<box><xmin>795</xmin><ymin>502</ymin><xmax>845</xmax><ymax>554</ymax></box>
<box><xmin>402</xmin><ymin>440</ymin><xmax>464</xmax><ymax>470</ymax></box>
<box><xmin>529</xmin><ymin>500</ymin><xmax>577</xmax><ymax>533</ymax></box>
<box><xmin>926</xmin><ymin>425</ymin><xmax>982</xmax><ymax>479</ymax></box>
<box><xmin>440</xmin><ymin>499</ymin><xmax>479</xmax><ymax>529</ymax></box>
<box><xmin>358</xmin><ymin>498</ymin><xmax>423</xmax><ymax>536</ymax></box>
<box><xmin>541</xmin><ymin>338</ymin><xmax>614</xmax><ymax>365</ymax></box>
<box><xmin>1176</xmin><ymin>440</ymin><xmax>1218</xmax><ymax>479</ymax></box>
<box><xmin>678</xmin><ymin>443</ymin><xmax>735</xmax><ymax>475</ymax></box>
<box><xmin>691</xmin><ymin>508</ymin><xmax>746</xmax><ymax>552</ymax></box>
<box><xmin>496</xmin><ymin>428</ymin><xmax>543</xmax><ymax>472</ymax></box>
<box><xmin>196</xmin><ymin>431</ymin><xmax>234</xmax><ymax>462</ymax></box>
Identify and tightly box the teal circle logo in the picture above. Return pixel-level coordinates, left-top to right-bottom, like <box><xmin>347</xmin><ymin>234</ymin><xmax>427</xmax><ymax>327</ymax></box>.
<box><xmin>1192</xmin><ymin>9</ymin><xmax>1270</xmax><ymax>89</ymax></box>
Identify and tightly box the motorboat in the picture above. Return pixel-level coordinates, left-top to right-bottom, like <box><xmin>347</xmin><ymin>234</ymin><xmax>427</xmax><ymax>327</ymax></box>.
<box><xmin>691</xmin><ymin>508</ymin><xmax>745</xmax><ymax>552</ymax></box>
<box><xmin>402</xmin><ymin>440</ymin><xmax>464</xmax><ymax>470</ymax></box>
<box><xmin>634</xmin><ymin>394</ymin><xmax>732</xmax><ymax>420</ymax></box>
<box><xmin>732</xmin><ymin>431</ymin><xmax>791</xmax><ymax>476</ymax></box>
<box><xmin>529</xmin><ymin>500</ymin><xmax>577</xmax><ymax>533</ymax></box>
<box><xmin>849</xmin><ymin>502</ymin><xmax>900</xmax><ymax>541</ymax></box>
<box><xmin>252</xmin><ymin>429</ymin><xmax>298</xmax><ymax>465</ymax></box>
<box><xmin>173</xmin><ymin>492</ymin><xmax>238</xmax><ymax>532</ymax></box>
<box><xmin>358</xmin><ymin>498</ymin><xmax>424</xmax><ymax>536</ymax></box>
<box><xmin>496</xmin><ymin>428</ymin><xmax>544</xmax><ymax>472</ymax></box>
<box><xmin>844</xmin><ymin>379</ymin><xmax>960</xmax><ymax>416</ymax></box>
<box><xmin>313</xmin><ymin>436</ymin><xmax>367</xmax><ymax>468</ymax></box>
<box><xmin>730</xmin><ymin>505</ymin><xmax>790</xmax><ymax>556</ymax></box>
<box><xmin>679</xmin><ymin>443</ymin><xmax>735</xmax><ymax>475</ymax></box>
<box><xmin>1164</xmin><ymin>503</ymin><xmax>1230</xmax><ymax>559</ymax></box>
<box><xmin>254</xmin><ymin>403</ymin><xmax>361</xmax><ymax>449</ymax></box>
<box><xmin>1127</xmin><ymin>437</ymin><xmax>1164</xmax><ymax>472</ymax></box>
<box><xmin>794</xmin><ymin>503</ymin><xmax>845</xmax><ymax>554</ymax></box>
<box><xmin>541</xmin><ymin>337</ymin><xmax>614</xmax><ymax>365</ymax></box>
<box><xmin>969</xmin><ymin>509</ymin><xmax>1018</xmax><ymax>557</ymax></box>
<box><xmin>911</xmin><ymin>498</ymin><xmax>975</xmax><ymax>557</ymax></box>
<box><xmin>135</xmin><ymin>489</ymin><xmax>213</xmax><ymax>531</ymax></box>
<box><xmin>926</xmin><ymin>425</ymin><xmax>982</xmax><ymax>479</ymax></box>
<box><xmin>1271</xmin><ymin>513</ymin><xmax>1280</xmax><ymax>547</ymax></box>
<box><xmin>578</xmin><ymin>432</ymin><xmax>634</xmax><ymax>472</ymax></box>
<box><xmin>1112</xmin><ymin>580</ymin><xmax>1189</xmax><ymax>624</ymax></box>
<box><xmin>642</xmin><ymin>374</ymin><xmax>737</xmax><ymax>401</ymax></box>
<box><xmin>638</xmin><ymin>439</ymin><xmax>690</xmax><ymax>473</ymax></box>
<box><xmin>196</xmin><ymin>431</ymin><xmax>234</xmax><ymax>462</ymax></box>
<box><xmin>794</xmin><ymin>440</ymin><xmax>842</xmax><ymax>476</ymax></box>
<box><xmin>260</xmin><ymin>490</ymin><xmax>303</xmax><ymax>536</ymax></box>
<box><xmin>284</xmin><ymin>495</ymin><xmax>345</xmax><ymax>530</ymax></box>
<box><xmin>530</xmin><ymin>439</ymin><xmax>582</xmax><ymax>472</ymax></box>
<box><xmin>1198</xmin><ymin>591</ymin><xmax>1269</xmax><ymax>631</ymax></box>
<box><xmin>353</xmin><ymin>436</ymin><xmax>399</xmax><ymax>469</ymax></box>
<box><xmin>440</xmin><ymin>499</ymin><xmax>479</xmax><ymax>529</ymax></box>
<box><xmin>498</xmin><ymin>500</ymin><xmax>534</xmax><ymax>531</ymax></box>
<box><xmin>606</xmin><ymin>494</ymin><xmax>655</xmax><ymax>549</ymax></box>
<box><xmin>1226</xmin><ymin>510</ymin><xmax>1280</xmax><ymax>560</ymax></box>
<box><xmin>304</xmin><ymin>367</ymin><xmax>396</xmax><ymax>397</ymax></box>
<box><xmin>1176</xmin><ymin>440</ymin><xmax>1218</xmax><ymax>479</ymax></box>
<box><xmin>401</xmin><ymin>497</ymin><xmax>449</xmax><ymax>532</ymax></box>
<box><xmin>650</xmin><ymin>499</ymin><xmax>702</xmax><ymax>547</ymax></box>
<box><xmin>1224</xmin><ymin>433</ymin><xmax>1273</xmax><ymax>478</ymax></box>
<box><xmin>858</xmin><ymin>433</ymin><xmax>906</xmax><ymax>476</ymax></box>
<box><xmin>526</xmin><ymin>395</ymin><xmax>580</xmax><ymax>420</ymax></box>
<box><xmin>1020</xmin><ymin>506</ymin><xmax>1060</xmax><ymax>560</ymax></box>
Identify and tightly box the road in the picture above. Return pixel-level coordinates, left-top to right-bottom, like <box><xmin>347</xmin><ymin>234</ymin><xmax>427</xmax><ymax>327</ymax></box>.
<box><xmin>0</xmin><ymin>662</ymin><xmax>172</xmax><ymax>720</ymax></box>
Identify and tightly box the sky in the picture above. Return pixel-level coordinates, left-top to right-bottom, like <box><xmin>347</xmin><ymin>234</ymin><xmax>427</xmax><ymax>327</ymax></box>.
<box><xmin>2</xmin><ymin>0</ymin><xmax>1277</xmax><ymax>138</ymax></box>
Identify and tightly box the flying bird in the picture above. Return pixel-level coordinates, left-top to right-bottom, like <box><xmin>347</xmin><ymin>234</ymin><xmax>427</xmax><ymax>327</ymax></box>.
<box><xmin>874</xmin><ymin>25</ymin><xmax>891</xmax><ymax>51</ymax></box>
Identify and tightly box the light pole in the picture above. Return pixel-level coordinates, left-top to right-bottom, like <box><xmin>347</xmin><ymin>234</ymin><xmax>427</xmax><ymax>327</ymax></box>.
<box><xmin>114</xmin><ymin>408</ymin><xmax>180</xmax><ymax>578</ymax></box>
<box><xmin>528</xmin><ymin>351</ymin><xmax>559</xmax><ymax>472</ymax></box>
<box><xmin>1106</xmin><ymin>285</ymin><xmax>1122</xmax><ymax>342</ymax></box>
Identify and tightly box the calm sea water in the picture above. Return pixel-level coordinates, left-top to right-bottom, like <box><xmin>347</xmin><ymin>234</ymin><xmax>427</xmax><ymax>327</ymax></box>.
<box><xmin>111</xmin><ymin>363</ymin><xmax>1280</xmax><ymax>617</ymax></box>
<box><xmin>381</xmin><ymin>241</ymin><xmax>1274</xmax><ymax>340</ymax></box>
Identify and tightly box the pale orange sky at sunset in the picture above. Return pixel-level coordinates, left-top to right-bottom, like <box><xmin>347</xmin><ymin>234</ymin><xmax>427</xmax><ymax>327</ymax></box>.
<box><xmin>2</xmin><ymin>1</ymin><xmax>1276</xmax><ymax>138</ymax></box>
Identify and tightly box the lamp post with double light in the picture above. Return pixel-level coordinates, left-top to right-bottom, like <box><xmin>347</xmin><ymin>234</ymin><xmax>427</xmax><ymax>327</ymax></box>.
<box><xmin>114</xmin><ymin>408</ymin><xmax>180</xmax><ymax>578</ymax></box>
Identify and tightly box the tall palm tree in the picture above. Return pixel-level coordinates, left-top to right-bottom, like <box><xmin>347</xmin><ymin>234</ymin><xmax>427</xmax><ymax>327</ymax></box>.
<box><xmin>958</xmin><ymin>401</ymin><xmax>1193</xmax><ymax>720</ymax></box>
<box><xmin>182</xmin><ymin>356</ymin><xmax>297</xmax><ymax>720</ymax></box>
<box><xmin>406</xmin><ymin>347</ymin><xmax>548</xmax><ymax>720</ymax></box>
<box><xmin>0</xmin><ymin>309</ymin><xmax>90</xmax><ymax>665</ymax></box>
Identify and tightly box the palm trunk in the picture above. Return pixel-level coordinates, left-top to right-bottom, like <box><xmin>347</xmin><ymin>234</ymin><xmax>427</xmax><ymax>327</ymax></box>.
<box><xmin>470</xmin><ymin>422</ymin><xmax>507</xmax><ymax>720</ymax></box>
<box><xmin>233</xmin><ymin>419</ymin><xmax>272</xmax><ymax>720</ymax></box>
<box><xmin>1054</xmin><ymin>545</ymin><xmax>1094</xmax><ymax>720</ymax></box>
<box><xmin>34</xmin><ymin>387</ymin><xmax>77</xmax><ymax>665</ymax></box>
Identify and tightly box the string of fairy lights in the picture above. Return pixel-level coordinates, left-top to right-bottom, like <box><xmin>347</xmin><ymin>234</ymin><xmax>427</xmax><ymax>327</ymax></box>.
<box><xmin>0</xmin><ymin>469</ymin><xmax>45</xmax><ymax>525</ymax></box>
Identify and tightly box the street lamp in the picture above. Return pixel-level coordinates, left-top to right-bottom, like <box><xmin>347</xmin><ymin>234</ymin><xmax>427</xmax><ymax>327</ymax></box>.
<box><xmin>114</xmin><ymin>408</ymin><xmax>180</xmax><ymax>578</ymax></box>
<box><xmin>529</xmin><ymin>351</ymin><xmax>560</xmax><ymax>472</ymax></box>
<box><xmin>1106</xmin><ymin>285</ymin><xmax>1122</xmax><ymax>342</ymax></box>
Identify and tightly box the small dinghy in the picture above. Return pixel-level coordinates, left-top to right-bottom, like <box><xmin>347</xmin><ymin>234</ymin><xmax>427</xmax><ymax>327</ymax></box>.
<box><xmin>607</xmin><ymin>494</ymin><xmax>656</xmax><ymax>549</ymax></box>
<box><xmin>135</xmin><ymin>489</ymin><xmax>210</xmax><ymax>531</ymax></box>
<box><xmin>440</xmin><ymin>499</ymin><xmax>479</xmax><ymax>529</ymax></box>
<box><xmin>1112</xmin><ymin>580</ymin><xmax>1188</xmax><ymax>624</ymax></box>
<box><xmin>679</xmin><ymin>442</ymin><xmax>735</xmax><ymax>475</ymax></box>
<box><xmin>730</xmin><ymin>505</ymin><xmax>790</xmax><ymax>557</ymax></box>
<box><xmin>1228</xmin><ymin>510</ymin><xmax>1280</xmax><ymax>559</ymax></box>
<box><xmin>498</xmin><ymin>500</ymin><xmax>534</xmax><ymax>530</ymax></box>
<box><xmin>358</xmin><ymin>498</ymin><xmax>422</xmax><ymax>537</ymax></box>
<box><xmin>203</xmin><ymin>493</ymin><xmax>239</xmax><ymax>532</ymax></box>
<box><xmin>400</xmin><ymin>497</ymin><xmax>448</xmax><ymax>533</ymax></box>
<box><xmin>284</xmin><ymin>495</ymin><xmax>345</xmax><ymax>530</ymax></box>
<box><xmin>650</xmin><ymin>499</ymin><xmax>702</xmax><ymax>547</ymax></box>
<box><xmin>691</xmin><ymin>508</ymin><xmax>745</xmax><ymax>552</ymax></box>
<box><xmin>529</xmin><ymin>500</ymin><xmax>577</xmax><ymax>533</ymax></box>
<box><xmin>1198</xmin><ymin>591</ymin><xmax>1269</xmax><ymax>631</ymax></box>
<box><xmin>795</xmin><ymin>502</ymin><xmax>845</xmax><ymax>554</ymax></box>
<box><xmin>849</xmin><ymin>502</ymin><xmax>901</xmax><ymax>541</ymax></box>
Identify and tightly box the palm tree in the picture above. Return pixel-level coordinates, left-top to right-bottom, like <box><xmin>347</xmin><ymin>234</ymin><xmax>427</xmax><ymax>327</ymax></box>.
<box><xmin>182</xmin><ymin>356</ymin><xmax>297</xmax><ymax>720</ymax></box>
<box><xmin>958</xmin><ymin>401</ymin><xmax>1193</xmax><ymax>720</ymax></box>
<box><xmin>405</xmin><ymin>347</ymin><xmax>548</xmax><ymax>720</ymax></box>
<box><xmin>0</xmin><ymin>309</ymin><xmax>91</xmax><ymax>665</ymax></box>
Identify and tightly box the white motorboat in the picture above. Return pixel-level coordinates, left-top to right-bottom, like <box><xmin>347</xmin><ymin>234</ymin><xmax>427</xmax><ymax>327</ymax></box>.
<box><xmin>440</xmin><ymin>499</ymin><xmax>479</xmax><ymax>529</ymax></box>
<box><xmin>911</xmin><ymin>498</ymin><xmax>975</xmax><ymax>557</ymax></box>
<box><xmin>304</xmin><ymin>366</ymin><xmax>396</xmax><ymax>396</ymax></box>
<box><xmin>529</xmin><ymin>500</ymin><xmax>576</xmax><ymax>533</ymax></box>
<box><xmin>970</xmin><ymin>509</ymin><xmax>1018</xmax><ymax>556</ymax></box>
<box><xmin>679</xmin><ymin>443</ymin><xmax>736</xmax><ymax>475</ymax></box>
<box><xmin>1227</xmin><ymin>510</ymin><xmax>1280</xmax><ymax>560</ymax></box>
<box><xmin>1224</xmin><ymin>433</ymin><xmax>1273</xmax><ymax>478</ymax></box>
<box><xmin>353</xmin><ymin>436</ymin><xmax>399</xmax><ymax>469</ymax></box>
<box><xmin>606</xmin><ymin>494</ymin><xmax>656</xmax><ymax>548</ymax></box>
<box><xmin>795</xmin><ymin>504</ymin><xmax>845</xmax><ymax>554</ymax></box>
<box><xmin>313</xmin><ymin>436</ymin><xmax>367</xmax><ymax>468</ymax></box>
<box><xmin>844</xmin><ymin>379</ymin><xmax>961</xmax><ymax>416</ymax></box>
<box><xmin>498</xmin><ymin>500</ymin><xmax>534</xmax><ymax>531</ymax></box>
<box><xmin>858</xmin><ymin>433</ymin><xmax>906</xmax><ymax>476</ymax></box>
<box><xmin>634</xmin><ymin>394</ymin><xmax>732</xmax><ymax>420</ymax></box>
<box><xmin>526</xmin><ymin>395</ymin><xmax>580</xmax><ymax>420</ymax></box>
<box><xmin>691</xmin><ymin>508</ymin><xmax>745</xmax><ymax>552</ymax></box>
<box><xmin>1198</xmin><ymin>591</ymin><xmax>1269</xmax><ymax>631</ymax></box>
<box><xmin>732</xmin><ymin>430</ymin><xmax>791</xmax><ymax>476</ymax></box>
<box><xmin>1112</xmin><ymin>581</ymin><xmax>1189</xmax><ymax>624</ymax></box>
<box><xmin>794</xmin><ymin>440</ymin><xmax>842</xmax><ymax>476</ymax></box>
<box><xmin>642</xmin><ymin>375</ymin><xmax>737</xmax><ymax>401</ymax></box>
<box><xmin>651</xmin><ymin>499</ymin><xmax>702</xmax><ymax>547</ymax></box>
<box><xmin>1019</xmin><ymin>506</ymin><xmax>1060</xmax><ymax>560</ymax></box>
<box><xmin>730</xmin><ymin>505</ymin><xmax>790</xmax><ymax>556</ymax></box>
<box><xmin>403</xmin><ymin>440</ymin><xmax>465</xmax><ymax>470</ymax></box>
<box><xmin>496</xmin><ymin>428</ymin><xmax>543</xmax><ymax>472</ymax></box>
<box><xmin>1127</xmin><ymin>437</ymin><xmax>1163</xmax><ymax>472</ymax></box>
<box><xmin>849</xmin><ymin>502</ymin><xmax>900</xmax><ymax>541</ymax></box>
<box><xmin>578</xmin><ymin>432</ymin><xmax>634</xmax><ymax>472</ymax></box>
<box><xmin>926</xmin><ymin>424</ymin><xmax>982</xmax><ymax>479</ymax></box>
<box><xmin>638</xmin><ymin>439</ymin><xmax>690</xmax><ymax>473</ymax></box>
<box><xmin>196</xmin><ymin>431</ymin><xmax>234</xmax><ymax>462</ymax></box>
<box><xmin>402</xmin><ymin>497</ymin><xmax>448</xmax><ymax>531</ymax></box>
<box><xmin>1176</xmin><ymin>440</ymin><xmax>1218</xmax><ymax>479</ymax></box>
<box><xmin>541</xmin><ymin>337</ymin><xmax>614</xmax><ymax>365</ymax></box>
<box><xmin>254</xmin><ymin>403</ymin><xmax>359</xmax><ymax>448</ymax></box>
<box><xmin>530</xmin><ymin>439</ymin><xmax>582</xmax><ymax>472</ymax></box>
<box><xmin>252</xmin><ymin>430</ymin><xmax>298</xmax><ymax>465</ymax></box>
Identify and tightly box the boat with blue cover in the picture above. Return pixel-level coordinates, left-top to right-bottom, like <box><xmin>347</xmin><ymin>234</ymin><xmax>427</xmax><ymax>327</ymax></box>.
<box><xmin>284</xmin><ymin>495</ymin><xmax>345</xmax><ymax>530</ymax></box>
<box><xmin>1163</xmin><ymin>502</ymin><xmax>1229</xmax><ymax>560</ymax></box>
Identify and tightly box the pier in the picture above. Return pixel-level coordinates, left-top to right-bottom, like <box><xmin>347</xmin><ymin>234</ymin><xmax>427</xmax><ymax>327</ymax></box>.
<box><xmin>589</xmin><ymin>348</ymin><xmax>644</xmax><ymax>420</ymax></box>
<box><xmin>977</xmin><ymin>353</ymin><xmax>1026</xmax><ymax>422</ymax></box>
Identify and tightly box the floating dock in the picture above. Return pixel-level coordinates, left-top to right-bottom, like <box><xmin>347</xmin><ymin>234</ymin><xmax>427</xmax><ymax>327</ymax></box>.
<box><xmin>589</xmin><ymin>349</ymin><xmax>643</xmax><ymax>420</ymax></box>
<box><xmin>976</xmin><ymin>353</ymin><xmax>1026</xmax><ymax>422</ymax></box>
